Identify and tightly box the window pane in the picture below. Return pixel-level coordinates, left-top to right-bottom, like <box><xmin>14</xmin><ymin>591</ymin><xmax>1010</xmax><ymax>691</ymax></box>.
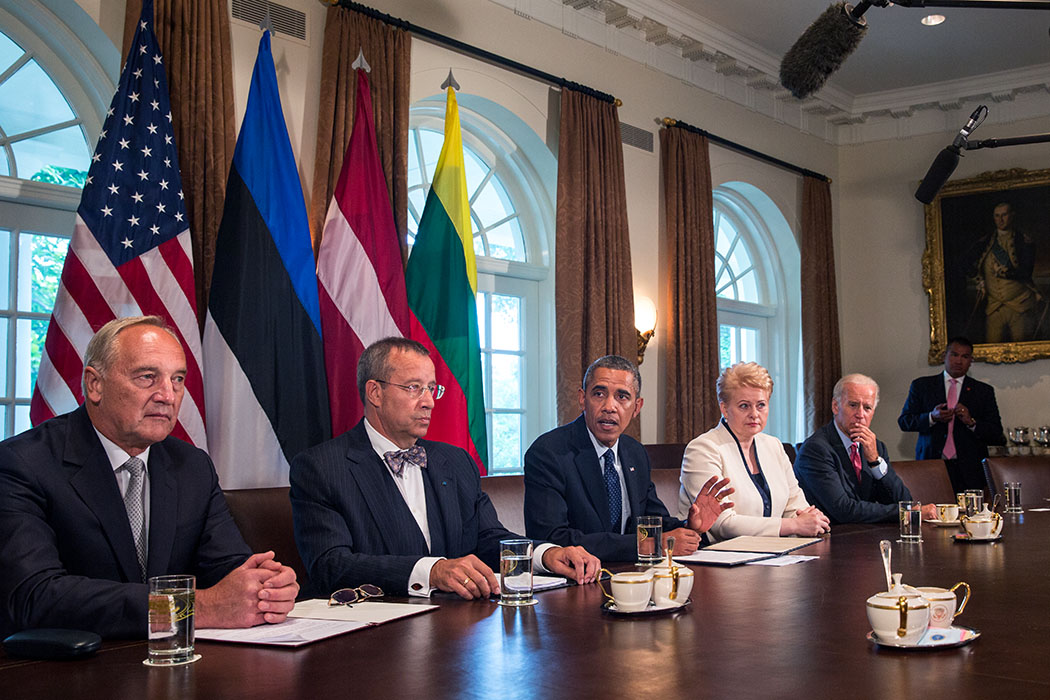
<box><xmin>490</xmin><ymin>294</ymin><xmax>520</xmax><ymax>351</ymax></box>
<box><xmin>0</xmin><ymin>31</ymin><xmax>25</xmax><ymax>74</ymax></box>
<box><xmin>741</xmin><ymin>327</ymin><xmax>758</xmax><ymax>362</ymax></box>
<box><xmin>407</xmin><ymin>188</ymin><xmax>426</xmax><ymax>230</ymax></box>
<box><xmin>727</xmin><ymin>243</ymin><xmax>752</xmax><ymax>277</ymax></box>
<box><xmin>476</xmin><ymin>291</ymin><xmax>487</xmax><ymax>345</ymax></box>
<box><xmin>11</xmin><ymin>125</ymin><xmax>90</xmax><ymax>185</ymax></box>
<box><xmin>0</xmin><ymin>320</ymin><xmax>7</xmax><ymax>396</ymax></box>
<box><xmin>14</xmin><ymin>404</ymin><xmax>30</xmax><ymax>436</ymax></box>
<box><xmin>0</xmin><ymin>229</ymin><xmax>10</xmax><ymax>309</ymax></box>
<box><xmin>471</xmin><ymin>178</ymin><xmax>512</xmax><ymax>229</ymax></box>
<box><xmin>719</xmin><ymin>324</ymin><xmax>734</xmax><ymax>368</ymax></box>
<box><xmin>17</xmin><ymin>232</ymin><xmax>69</xmax><ymax>313</ymax></box>
<box><xmin>463</xmin><ymin>148</ymin><xmax>487</xmax><ymax>200</ymax></box>
<box><xmin>0</xmin><ymin>59</ymin><xmax>75</xmax><ymax>137</ymax></box>
<box><xmin>407</xmin><ymin>130</ymin><xmax>422</xmax><ymax>187</ymax></box>
<box><xmin>483</xmin><ymin>218</ymin><xmax>525</xmax><ymax>262</ymax></box>
<box><xmin>737</xmin><ymin>269</ymin><xmax>759</xmax><ymax>303</ymax></box>
<box><xmin>490</xmin><ymin>413</ymin><xmax>521</xmax><ymax>474</ymax></box>
<box><xmin>0</xmin><ymin>153</ymin><xmax>8</xmax><ymax>177</ymax></box>
<box><xmin>716</xmin><ymin>267</ymin><xmax>735</xmax><ymax>299</ymax></box>
<box><xmin>490</xmin><ymin>353</ymin><xmax>521</xmax><ymax>409</ymax></box>
<box><xmin>715</xmin><ymin>222</ymin><xmax>733</xmax><ymax>257</ymax></box>
<box><xmin>15</xmin><ymin>318</ymin><xmax>34</xmax><ymax>398</ymax></box>
<box><xmin>417</xmin><ymin>128</ymin><xmax>443</xmax><ymax>182</ymax></box>
<box><xmin>0</xmin><ymin>405</ymin><xmax>6</xmax><ymax>438</ymax></box>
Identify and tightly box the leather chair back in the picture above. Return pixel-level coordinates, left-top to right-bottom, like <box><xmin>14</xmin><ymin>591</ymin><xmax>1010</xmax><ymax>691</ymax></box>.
<box><xmin>892</xmin><ymin>459</ymin><xmax>955</xmax><ymax>505</ymax></box>
<box><xmin>982</xmin><ymin>456</ymin><xmax>1050</xmax><ymax>507</ymax></box>
<box><xmin>481</xmin><ymin>475</ymin><xmax>526</xmax><ymax>536</ymax></box>
<box><xmin>223</xmin><ymin>487</ymin><xmax>309</xmax><ymax>592</ymax></box>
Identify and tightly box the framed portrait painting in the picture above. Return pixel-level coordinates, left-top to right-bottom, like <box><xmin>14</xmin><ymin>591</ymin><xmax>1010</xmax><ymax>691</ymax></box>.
<box><xmin>922</xmin><ymin>167</ymin><xmax>1050</xmax><ymax>363</ymax></box>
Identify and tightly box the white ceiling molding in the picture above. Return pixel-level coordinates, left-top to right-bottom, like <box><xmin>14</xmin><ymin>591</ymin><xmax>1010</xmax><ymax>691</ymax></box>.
<box><xmin>492</xmin><ymin>0</ymin><xmax>1050</xmax><ymax>145</ymax></box>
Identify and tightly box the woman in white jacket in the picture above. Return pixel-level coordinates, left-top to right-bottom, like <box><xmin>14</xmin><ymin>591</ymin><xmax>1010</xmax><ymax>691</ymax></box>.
<box><xmin>678</xmin><ymin>362</ymin><xmax>830</xmax><ymax>541</ymax></box>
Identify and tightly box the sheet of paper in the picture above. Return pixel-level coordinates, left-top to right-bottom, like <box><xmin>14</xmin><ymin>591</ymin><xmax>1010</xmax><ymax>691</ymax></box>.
<box><xmin>288</xmin><ymin>599</ymin><xmax>438</xmax><ymax>624</ymax></box>
<box><xmin>747</xmin><ymin>554</ymin><xmax>818</xmax><ymax>566</ymax></box>
<box><xmin>532</xmin><ymin>575</ymin><xmax>568</xmax><ymax>591</ymax></box>
<box><xmin>196</xmin><ymin>617</ymin><xmax>369</xmax><ymax>646</ymax></box>
<box><xmin>672</xmin><ymin>550</ymin><xmax>775</xmax><ymax>566</ymax></box>
<box><xmin>703</xmin><ymin>536</ymin><xmax>823</xmax><ymax>554</ymax></box>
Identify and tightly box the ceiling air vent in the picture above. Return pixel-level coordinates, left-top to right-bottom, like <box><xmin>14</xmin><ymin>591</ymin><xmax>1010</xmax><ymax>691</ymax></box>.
<box><xmin>620</xmin><ymin>122</ymin><xmax>653</xmax><ymax>153</ymax></box>
<box><xmin>231</xmin><ymin>0</ymin><xmax>307</xmax><ymax>41</ymax></box>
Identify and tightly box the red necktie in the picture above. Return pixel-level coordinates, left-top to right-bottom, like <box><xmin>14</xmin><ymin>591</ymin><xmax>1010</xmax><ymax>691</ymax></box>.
<box><xmin>943</xmin><ymin>379</ymin><xmax>958</xmax><ymax>460</ymax></box>
<box><xmin>849</xmin><ymin>443</ymin><xmax>862</xmax><ymax>483</ymax></box>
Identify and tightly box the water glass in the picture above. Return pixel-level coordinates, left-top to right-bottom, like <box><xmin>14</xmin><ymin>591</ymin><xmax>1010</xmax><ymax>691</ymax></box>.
<box><xmin>963</xmin><ymin>490</ymin><xmax>984</xmax><ymax>517</ymax></box>
<box><xmin>898</xmin><ymin>501</ymin><xmax>922</xmax><ymax>543</ymax></box>
<box><xmin>146</xmin><ymin>575</ymin><xmax>198</xmax><ymax>666</ymax></box>
<box><xmin>636</xmin><ymin>516</ymin><xmax>663</xmax><ymax>565</ymax></box>
<box><xmin>1004</xmin><ymin>481</ymin><xmax>1023</xmax><ymax>513</ymax></box>
<box><xmin>498</xmin><ymin>539</ymin><xmax>536</xmax><ymax>607</ymax></box>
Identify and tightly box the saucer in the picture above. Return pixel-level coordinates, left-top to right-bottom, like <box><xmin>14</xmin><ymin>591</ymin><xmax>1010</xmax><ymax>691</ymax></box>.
<box><xmin>600</xmin><ymin>599</ymin><xmax>691</xmax><ymax>616</ymax></box>
<box><xmin>953</xmin><ymin>533</ymin><xmax>1002</xmax><ymax>542</ymax></box>
<box><xmin>867</xmin><ymin>625</ymin><xmax>979</xmax><ymax>650</ymax></box>
<box><xmin>924</xmin><ymin>518</ymin><xmax>961</xmax><ymax>527</ymax></box>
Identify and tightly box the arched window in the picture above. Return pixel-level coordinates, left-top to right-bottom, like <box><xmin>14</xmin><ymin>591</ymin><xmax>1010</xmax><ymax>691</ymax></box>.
<box><xmin>407</xmin><ymin>94</ymin><xmax>555</xmax><ymax>474</ymax></box>
<box><xmin>0</xmin><ymin>1</ymin><xmax>116</xmax><ymax>438</ymax></box>
<box><xmin>713</xmin><ymin>183</ymin><xmax>802</xmax><ymax>442</ymax></box>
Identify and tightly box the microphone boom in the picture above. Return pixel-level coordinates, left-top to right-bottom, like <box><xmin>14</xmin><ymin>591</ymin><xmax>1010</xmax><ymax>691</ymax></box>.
<box><xmin>780</xmin><ymin>3</ymin><xmax>869</xmax><ymax>99</ymax></box>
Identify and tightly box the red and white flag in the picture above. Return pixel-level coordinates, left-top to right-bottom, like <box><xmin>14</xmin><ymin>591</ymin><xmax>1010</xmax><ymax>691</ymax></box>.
<box><xmin>316</xmin><ymin>67</ymin><xmax>413</xmax><ymax>436</ymax></box>
<box><xmin>30</xmin><ymin>1</ymin><xmax>206</xmax><ymax>447</ymax></box>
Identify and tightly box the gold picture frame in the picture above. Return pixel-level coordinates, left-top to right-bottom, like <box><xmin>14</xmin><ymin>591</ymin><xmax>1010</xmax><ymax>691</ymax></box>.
<box><xmin>922</xmin><ymin>167</ymin><xmax>1050</xmax><ymax>364</ymax></box>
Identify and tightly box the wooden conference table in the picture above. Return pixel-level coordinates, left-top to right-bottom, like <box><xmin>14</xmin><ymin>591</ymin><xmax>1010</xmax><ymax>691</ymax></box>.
<box><xmin>3</xmin><ymin>513</ymin><xmax>1049</xmax><ymax>699</ymax></box>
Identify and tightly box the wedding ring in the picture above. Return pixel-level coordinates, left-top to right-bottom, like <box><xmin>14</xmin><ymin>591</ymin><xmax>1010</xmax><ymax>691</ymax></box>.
<box><xmin>462</xmin><ymin>577</ymin><xmax>471</xmax><ymax>586</ymax></box>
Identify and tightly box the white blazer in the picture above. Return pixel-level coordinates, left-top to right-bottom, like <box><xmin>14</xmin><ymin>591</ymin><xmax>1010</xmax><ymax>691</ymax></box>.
<box><xmin>677</xmin><ymin>421</ymin><xmax>809</xmax><ymax>541</ymax></box>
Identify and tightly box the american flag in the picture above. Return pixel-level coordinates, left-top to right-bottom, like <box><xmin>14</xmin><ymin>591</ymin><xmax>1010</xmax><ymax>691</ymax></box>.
<box><xmin>30</xmin><ymin>2</ymin><xmax>206</xmax><ymax>447</ymax></box>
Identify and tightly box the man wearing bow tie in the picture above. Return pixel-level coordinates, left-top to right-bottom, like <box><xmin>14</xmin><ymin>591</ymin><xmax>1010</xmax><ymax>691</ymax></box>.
<box><xmin>290</xmin><ymin>338</ymin><xmax>601</xmax><ymax>599</ymax></box>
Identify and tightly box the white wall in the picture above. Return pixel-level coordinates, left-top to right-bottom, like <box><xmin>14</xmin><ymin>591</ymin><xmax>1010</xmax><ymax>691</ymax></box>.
<box><xmin>75</xmin><ymin>0</ymin><xmax>1044</xmax><ymax>457</ymax></box>
<box><xmin>837</xmin><ymin>117</ymin><xmax>1050</xmax><ymax>460</ymax></box>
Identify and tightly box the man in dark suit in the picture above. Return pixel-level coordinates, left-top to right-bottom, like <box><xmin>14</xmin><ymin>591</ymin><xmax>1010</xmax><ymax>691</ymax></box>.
<box><xmin>523</xmin><ymin>355</ymin><xmax>732</xmax><ymax>561</ymax></box>
<box><xmin>794</xmin><ymin>373</ymin><xmax>935</xmax><ymax>524</ymax></box>
<box><xmin>0</xmin><ymin>316</ymin><xmax>298</xmax><ymax>639</ymax></box>
<box><xmin>898</xmin><ymin>337</ymin><xmax>1005</xmax><ymax>492</ymax></box>
<box><xmin>290</xmin><ymin>338</ymin><xmax>600</xmax><ymax>600</ymax></box>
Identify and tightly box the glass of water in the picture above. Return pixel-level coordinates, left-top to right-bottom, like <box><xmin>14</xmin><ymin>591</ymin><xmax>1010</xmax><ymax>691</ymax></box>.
<box><xmin>898</xmin><ymin>501</ymin><xmax>922</xmax><ymax>543</ymax></box>
<box><xmin>1004</xmin><ymin>481</ymin><xmax>1023</xmax><ymax>513</ymax></box>
<box><xmin>636</xmin><ymin>516</ymin><xmax>663</xmax><ymax>565</ymax></box>
<box><xmin>964</xmin><ymin>490</ymin><xmax>984</xmax><ymax>517</ymax></box>
<box><xmin>146</xmin><ymin>575</ymin><xmax>198</xmax><ymax>666</ymax></box>
<box><xmin>498</xmin><ymin>539</ymin><xmax>537</xmax><ymax>607</ymax></box>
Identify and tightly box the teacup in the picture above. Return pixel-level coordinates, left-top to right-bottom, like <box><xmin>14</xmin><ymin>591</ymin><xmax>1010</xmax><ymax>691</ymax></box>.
<box><xmin>935</xmin><ymin>503</ymin><xmax>959</xmax><ymax>522</ymax></box>
<box><xmin>866</xmin><ymin>589</ymin><xmax>930</xmax><ymax>644</ymax></box>
<box><xmin>649</xmin><ymin>564</ymin><xmax>694</xmax><ymax>608</ymax></box>
<box><xmin>960</xmin><ymin>507</ymin><xmax>1003</xmax><ymax>539</ymax></box>
<box><xmin>598</xmin><ymin>569</ymin><xmax>653</xmax><ymax>612</ymax></box>
<box><xmin>917</xmin><ymin>582</ymin><xmax>971</xmax><ymax>628</ymax></box>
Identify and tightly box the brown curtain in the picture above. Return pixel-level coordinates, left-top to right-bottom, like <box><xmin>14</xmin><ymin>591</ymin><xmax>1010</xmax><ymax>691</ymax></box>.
<box><xmin>310</xmin><ymin>5</ymin><xmax>410</xmax><ymax>255</ymax></box>
<box><xmin>660</xmin><ymin>127</ymin><xmax>720</xmax><ymax>442</ymax></box>
<box><xmin>555</xmin><ymin>89</ymin><xmax>637</xmax><ymax>436</ymax></box>
<box><xmin>123</xmin><ymin>0</ymin><xmax>235</xmax><ymax>324</ymax></box>
<box><xmin>801</xmin><ymin>176</ymin><xmax>841</xmax><ymax>433</ymax></box>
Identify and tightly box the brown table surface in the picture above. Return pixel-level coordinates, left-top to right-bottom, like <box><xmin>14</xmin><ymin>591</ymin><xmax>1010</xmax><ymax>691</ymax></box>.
<box><xmin>4</xmin><ymin>513</ymin><xmax>1049</xmax><ymax>698</ymax></box>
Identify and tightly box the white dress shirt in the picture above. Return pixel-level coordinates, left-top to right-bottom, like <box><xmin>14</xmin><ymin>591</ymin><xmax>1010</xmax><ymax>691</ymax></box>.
<box><xmin>363</xmin><ymin>419</ymin><xmax>553</xmax><ymax>597</ymax></box>
<box><xmin>833</xmin><ymin>422</ymin><xmax>888</xmax><ymax>479</ymax></box>
<box><xmin>585</xmin><ymin>429</ymin><xmax>630</xmax><ymax>534</ymax></box>
<box><xmin>94</xmin><ymin>428</ymin><xmax>152</xmax><ymax>546</ymax></box>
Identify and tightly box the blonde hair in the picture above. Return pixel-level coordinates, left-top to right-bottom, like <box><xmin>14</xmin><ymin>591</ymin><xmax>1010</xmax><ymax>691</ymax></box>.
<box><xmin>716</xmin><ymin>362</ymin><xmax>773</xmax><ymax>404</ymax></box>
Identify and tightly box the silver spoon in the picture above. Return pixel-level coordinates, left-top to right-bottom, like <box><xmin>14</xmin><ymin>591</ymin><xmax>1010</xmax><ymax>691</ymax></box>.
<box><xmin>879</xmin><ymin>539</ymin><xmax>892</xmax><ymax>592</ymax></box>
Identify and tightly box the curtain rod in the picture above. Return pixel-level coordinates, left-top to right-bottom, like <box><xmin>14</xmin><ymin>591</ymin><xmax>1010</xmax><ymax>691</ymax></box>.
<box><xmin>662</xmin><ymin>118</ymin><xmax>831</xmax><ymax>183</ymax></box>
<box><xmin>329</xmin><ymin>0</ymin><xmax>620</xmax><ymax>106</ymax></box>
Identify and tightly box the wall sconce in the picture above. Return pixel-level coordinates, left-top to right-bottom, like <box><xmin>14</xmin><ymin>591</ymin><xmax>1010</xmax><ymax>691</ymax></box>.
<box><xmin>635</xmin><ymin>295</ymin><xmax>657</xmax><ymax>366</ymax></box>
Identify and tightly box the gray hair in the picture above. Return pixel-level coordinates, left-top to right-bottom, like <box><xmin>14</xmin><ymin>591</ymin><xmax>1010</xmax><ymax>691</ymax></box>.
<box><xmin>357</xmin><ymin>337</ymin><xmax>430</xmax><ymax>403</ymax></box>
<box><xmin>582</xmin><ymin>355</ymin><xmax>641</xmax><ymax>396</ymax></box>
<box><xmin>833</xmin><ymin>373</ymin><xmax>880</xmax><ymax>406</ymax></box>
<box><xmin>82</xmin><ymin>315</ymin><xmax>178</xmax><ymax>385</ymax></box>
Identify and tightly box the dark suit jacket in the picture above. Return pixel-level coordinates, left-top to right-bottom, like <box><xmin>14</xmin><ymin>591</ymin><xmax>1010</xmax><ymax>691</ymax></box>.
<box><xmin>793</xmin><ymin>422</ymin><xmax>912</xmax><ymax>524</ymax></box>
<box><xmin>897</xmin><ymin>374</ymin><xmax>1005</xmax><ymax>463</ymax></box>
<box><xmin>289</xmin><ymin>420</ymin><xmax>517</xmax><ymax>596</ymax></box>
<box><xmin>0</xmin><ymin>406</ymin><xmax>250</xmax><ymax>639</ymax></box>
<box><xmin>523</xmin><ymin>415</ymin><xmax>684</xmax><ymax>561</ymax></box>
